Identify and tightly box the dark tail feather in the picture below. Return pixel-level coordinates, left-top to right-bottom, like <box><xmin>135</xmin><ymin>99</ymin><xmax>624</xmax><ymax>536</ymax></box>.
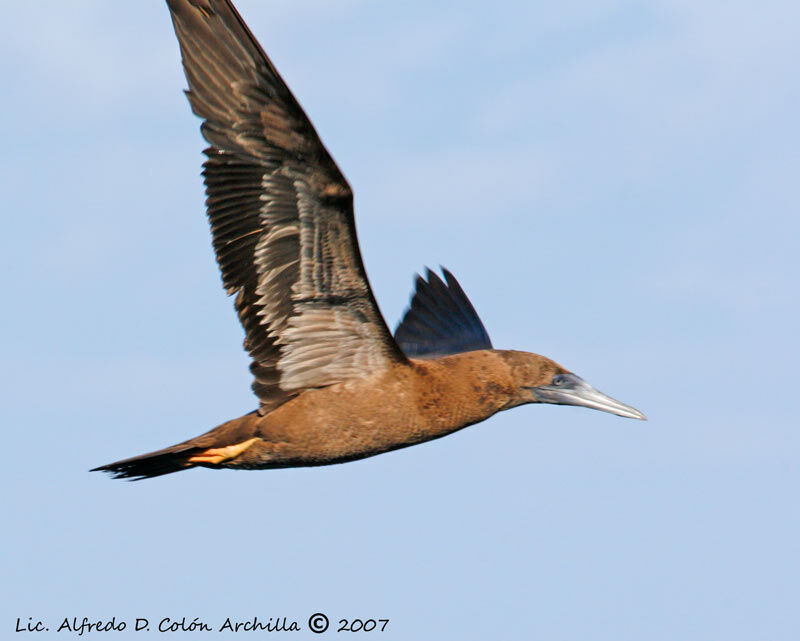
<box><xmin>91</xmin><ymin>445</ymin><xmax>202</xmax><ymax>481</ymax></box>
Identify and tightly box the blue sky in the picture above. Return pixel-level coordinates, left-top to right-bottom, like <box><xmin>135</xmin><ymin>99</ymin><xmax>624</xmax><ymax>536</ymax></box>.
<box><xmin>2</xmin><ymin>1</ymin><xmax>798</xmax><ymax>639</ymax></box>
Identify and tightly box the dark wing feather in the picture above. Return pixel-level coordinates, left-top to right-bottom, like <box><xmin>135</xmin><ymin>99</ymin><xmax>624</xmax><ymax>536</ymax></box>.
<box><xmin>394</xmin><ymin>268</ymin><xmax>492</xmax><ymax>359</ymax></box>
<box><xmin>167</xmin><ymin>0</ymin><xmax>407</xmax><ymax>411</ymax></box>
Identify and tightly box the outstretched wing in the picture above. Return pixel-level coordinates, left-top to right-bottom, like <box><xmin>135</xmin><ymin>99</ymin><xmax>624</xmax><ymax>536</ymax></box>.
<box><xmin>167</xmin><ymin>0</ymin><xmax>407</xmax><ymax>412</ymax></box>
<box><xmin>394</xmin><ymin>268</ymin><xmax>493</xmax><ymax>359</ymax></box>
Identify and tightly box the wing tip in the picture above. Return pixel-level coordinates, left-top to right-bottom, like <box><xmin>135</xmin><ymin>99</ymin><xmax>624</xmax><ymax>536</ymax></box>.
<box><xmin>395</xmin><ymin>266</ymin><xmax>492</xmax><ymax>359</ymax></box>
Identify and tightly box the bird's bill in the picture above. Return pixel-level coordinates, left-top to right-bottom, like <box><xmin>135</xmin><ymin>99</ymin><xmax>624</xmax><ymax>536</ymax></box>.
<box><xmin>532</xmin><ymin>375</ymin><xmax>646</xmax><ymax>420</ymax></box>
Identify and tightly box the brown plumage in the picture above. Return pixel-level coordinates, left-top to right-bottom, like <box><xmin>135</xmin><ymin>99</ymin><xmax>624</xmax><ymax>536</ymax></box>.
<box><xmin>93</xmin><ymin>0</ymin><xmax>644</xmax><ymax>481</ymax></box>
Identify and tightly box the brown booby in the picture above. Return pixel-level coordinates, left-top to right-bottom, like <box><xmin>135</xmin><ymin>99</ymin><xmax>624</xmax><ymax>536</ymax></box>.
<box><xmin>94</xmin><ymin>0</ymin><xmax>645</xmax><ymax>481</ymax></box>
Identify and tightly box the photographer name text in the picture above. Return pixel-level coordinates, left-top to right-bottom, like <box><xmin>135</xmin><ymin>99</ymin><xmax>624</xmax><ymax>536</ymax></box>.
<box><xmin>15</xmin><ymin>614</ymin><xmax>389</xmax><ymax>635</ymax></box>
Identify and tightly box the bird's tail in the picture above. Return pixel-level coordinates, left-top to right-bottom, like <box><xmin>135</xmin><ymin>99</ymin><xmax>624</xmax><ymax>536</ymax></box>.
<box><xmin>91</xmin><ymin>411</ymin><xmax>264</xmax><ymax>481</ymax></box>
<box><xmin>91</xmin><ymin>444</ymin><xmax>203</xmax><ymax>481</ymax></box>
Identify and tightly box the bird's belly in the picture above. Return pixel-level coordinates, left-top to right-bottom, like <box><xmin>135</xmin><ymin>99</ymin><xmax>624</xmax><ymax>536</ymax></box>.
<box><xmin>253</xmin><ymin>382</ymin><xmax>472</xmax><ymax>466</ymax></box>
<box><xmin>241</xmin><ymin>359</ymin><xmax>507</xmax><ymax>468</ymax></box>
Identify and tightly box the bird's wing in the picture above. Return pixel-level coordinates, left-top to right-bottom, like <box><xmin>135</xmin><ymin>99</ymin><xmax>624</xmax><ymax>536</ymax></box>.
<box><xmin>394</xmin><ymin>268</ymin><xmax>493</xmax><ymax>359</ymax></box>
<box><xmin>167</xmin><ymin>0</ymin><xmax>407</xmax><ymax>412</ymax></box>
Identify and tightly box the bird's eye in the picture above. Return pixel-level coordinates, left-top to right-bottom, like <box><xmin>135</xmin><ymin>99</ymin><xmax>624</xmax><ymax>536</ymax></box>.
<box><xmin>552</xmin><ymin>374</ymin><xmax>568</xmax><ymax>386</ymax></box>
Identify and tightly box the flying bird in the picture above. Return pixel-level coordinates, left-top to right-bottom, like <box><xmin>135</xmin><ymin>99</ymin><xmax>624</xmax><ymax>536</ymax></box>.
<box><xmin>94</xmin><ymin>0</ymin><xmax>645</xmax><ymax>481</ymax></box>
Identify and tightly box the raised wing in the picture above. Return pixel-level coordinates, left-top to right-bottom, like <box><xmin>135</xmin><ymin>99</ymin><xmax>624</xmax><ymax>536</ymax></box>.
<box><xmin>167</xmin><ymin>0</ymin><xmax>407</xmax><ymax>411</ymax></box>
<box><xmin>394</xmin><ymin>268</ymin><xmax>492</xmax><ymax>359</ymax></box>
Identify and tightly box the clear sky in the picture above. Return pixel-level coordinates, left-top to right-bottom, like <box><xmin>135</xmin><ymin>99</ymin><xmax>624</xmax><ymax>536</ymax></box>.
<box><xmin>2</xmin><ymin>1</ymin><xmax>798</xmax><ymax>639</ymax></box>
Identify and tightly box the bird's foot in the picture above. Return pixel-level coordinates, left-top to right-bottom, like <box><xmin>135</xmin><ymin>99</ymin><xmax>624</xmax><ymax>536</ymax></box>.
<box><xmin>187</xmin><ymin>437</ymin><xmax>261</xmax><ymax>465</ymax></box>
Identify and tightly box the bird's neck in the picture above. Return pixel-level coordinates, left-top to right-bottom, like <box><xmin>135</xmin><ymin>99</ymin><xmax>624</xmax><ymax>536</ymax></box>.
<box><xmin>405</xmin><ymin>350</ymin><xmax>519</xmax><ymax>438</ymax></box>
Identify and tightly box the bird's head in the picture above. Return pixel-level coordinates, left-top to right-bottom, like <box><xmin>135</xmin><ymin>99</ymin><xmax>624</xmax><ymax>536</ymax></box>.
<box><xmin>500</xmin><ymin>350</ymin><xmax>646</xmax><ymax>420</ymax></box>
